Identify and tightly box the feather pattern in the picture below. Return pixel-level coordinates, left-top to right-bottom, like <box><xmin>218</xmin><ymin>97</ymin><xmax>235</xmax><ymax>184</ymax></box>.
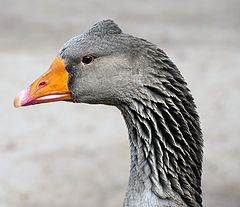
<box><xmin>119</xmin><ymin>47</ymin><xmax>203</xmax><ymax>207</ymax></box>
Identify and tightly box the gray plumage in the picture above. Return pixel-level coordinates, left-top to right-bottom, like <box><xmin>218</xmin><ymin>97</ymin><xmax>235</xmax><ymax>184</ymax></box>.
<box><xmin>59</xmin><ymin>19</ymin><xmax>203</xmax><ymax>207</ymax></box>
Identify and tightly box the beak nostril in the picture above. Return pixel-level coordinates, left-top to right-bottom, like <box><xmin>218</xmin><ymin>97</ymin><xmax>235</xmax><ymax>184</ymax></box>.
<box><xmin>38</xmin><ymin>81</ymin><xmax>47</xmax><ymax>89</ymax></box>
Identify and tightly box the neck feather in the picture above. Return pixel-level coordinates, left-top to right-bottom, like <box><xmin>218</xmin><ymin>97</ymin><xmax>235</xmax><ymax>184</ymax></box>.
<box><xmin>118</xmin><ymin>49</ymin><xmax>203</xmax><ymax>207</ymax></box>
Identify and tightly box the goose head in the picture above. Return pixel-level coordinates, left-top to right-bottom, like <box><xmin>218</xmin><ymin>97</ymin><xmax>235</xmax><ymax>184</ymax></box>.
<box><xmin>14</xmin><ymin>19</ymin><xmax>147</xmax><ymax>107</ymax></box>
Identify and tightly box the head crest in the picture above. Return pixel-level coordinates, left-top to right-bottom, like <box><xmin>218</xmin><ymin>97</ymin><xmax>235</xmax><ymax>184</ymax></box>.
<box><xmin>88</xmin><ymin>19</ymin><xmax>122</xmax><ymax>35</ymax></box>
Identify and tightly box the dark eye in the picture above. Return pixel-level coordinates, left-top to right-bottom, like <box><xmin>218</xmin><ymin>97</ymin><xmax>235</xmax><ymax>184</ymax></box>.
<box><xmin>81</xmin><ymin>54</ymin><xmax>95</xmax><ymax>65</ymax></box>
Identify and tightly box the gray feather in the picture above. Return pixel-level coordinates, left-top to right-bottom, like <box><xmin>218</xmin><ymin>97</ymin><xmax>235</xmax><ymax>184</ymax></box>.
<box><xmin>59</xmin><ymin>19</ymin><xmax>203</xmax><ymax>207</ymax></box>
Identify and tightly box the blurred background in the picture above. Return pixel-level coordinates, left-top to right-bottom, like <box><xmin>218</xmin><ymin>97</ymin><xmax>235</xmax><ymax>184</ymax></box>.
<box><xmin>0</xmin><ymin>0</ymin><xmax>240</xmax><ymax>206</ymax></box>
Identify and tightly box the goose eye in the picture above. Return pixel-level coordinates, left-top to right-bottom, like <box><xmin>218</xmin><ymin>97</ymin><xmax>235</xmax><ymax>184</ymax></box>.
<box><xmin>81</xmin><ymin>54</ymin><xmax>95</xmax><ymax>65</ymax></box>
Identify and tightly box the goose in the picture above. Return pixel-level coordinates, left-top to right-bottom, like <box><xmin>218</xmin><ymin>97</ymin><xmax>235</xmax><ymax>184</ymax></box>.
<box><xmin>14</xmin><ymin>19</ymin><xmax>203</xmax><ymax>207</ymax></box>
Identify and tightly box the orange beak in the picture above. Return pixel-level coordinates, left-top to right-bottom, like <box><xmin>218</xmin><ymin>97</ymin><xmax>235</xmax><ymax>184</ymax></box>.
<box><xmin>14</xmin><ymin>56</ymin><xmax>71</xmax><ymax>107</ymax></box>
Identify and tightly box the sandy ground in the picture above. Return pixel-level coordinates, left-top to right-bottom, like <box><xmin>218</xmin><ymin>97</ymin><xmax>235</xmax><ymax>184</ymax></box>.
<box><xmin>0</xmin><ymin>0</ymin><xmax>240</xmax><ymax>206</ymax></box>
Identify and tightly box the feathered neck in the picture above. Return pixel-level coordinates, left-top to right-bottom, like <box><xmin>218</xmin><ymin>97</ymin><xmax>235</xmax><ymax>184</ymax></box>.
<box><xmin>118</xmin><ymin>48</ymin><xmax>203</xmax><ymax>207</ymax></box>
